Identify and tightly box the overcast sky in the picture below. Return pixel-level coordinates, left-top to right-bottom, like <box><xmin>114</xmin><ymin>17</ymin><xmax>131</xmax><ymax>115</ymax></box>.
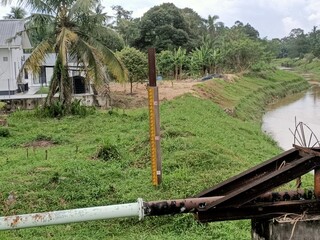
<box><xmin>1</xmin><ymin>0</ymin><xmax>320</xmax><ymax>39</ymax></box>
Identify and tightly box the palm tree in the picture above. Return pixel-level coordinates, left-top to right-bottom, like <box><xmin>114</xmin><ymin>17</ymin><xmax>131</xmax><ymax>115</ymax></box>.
<box><xmin>4</xmin><ymin>6</ymin><xmax>27</xmax><ymax>19</ymax></box>
<box><xmin>1</xmin><ymin>0</ymin><xmax>127</xmax><ymax>110</ymax></box>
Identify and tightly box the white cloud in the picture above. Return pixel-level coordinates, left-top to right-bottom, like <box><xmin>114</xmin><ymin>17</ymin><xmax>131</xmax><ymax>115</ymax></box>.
<box><xmin>305</xmin><ymin>0</ymin><xmax>320</xmax><ymax>25</ymax></box>
<box><xmin>282</xmin><ymin>17</ymin><xmax>303</xmax><ymax>35</ymax></box>
<box><xmin>0</xmin><ymin>5</ymin><xmax>12</xmax><ymax>18</ymax></box>
<box><xmin>0</xmin><ymin>0</ymin><xmax>21</xmax><ymax>19</ymax></box>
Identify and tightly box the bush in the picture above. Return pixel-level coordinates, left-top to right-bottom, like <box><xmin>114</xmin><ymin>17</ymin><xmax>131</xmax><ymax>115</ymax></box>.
<box><xmin>0</xmin><ymin>102</ymin><xmax>5</xmax><ymax>110</ymax></box>
<box><xmin>96</xmin><ymin>144</ymin><xmax>121</xmax><ymax>161</ymax></box>
<box><xmin>0</xmin><ymin>127</ymin><xmax>10</xmax><ymax>137</ymax></box>
<box><xmin>71</xmin><ymin>99</ymin><xmax>95</xmax><ymax>116</ymax></box>
<box><xmin>40</xmin><ymin>101</ymin><xmax>66</xmax><ymax>118</ymax></box>
<box><xmin>35</xmin><ymin>100</ymin><xmax>95</xmax><ymax>118</ymax></box>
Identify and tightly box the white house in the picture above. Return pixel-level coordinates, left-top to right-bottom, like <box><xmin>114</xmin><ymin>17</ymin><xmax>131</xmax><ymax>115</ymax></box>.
<box><xmin>0</xmin><ymin>20</ymin><xmax>91</xmax><ymax>97</ymax></box>
<box><xmin>24</xmin><ymin>53</ymin><xmax>91</xmax><ymax>94</ymax></box>
<box><xmin>0</xmin><ymin>19</ymin><xmax>32</xmax><ymax>95</ymax></box>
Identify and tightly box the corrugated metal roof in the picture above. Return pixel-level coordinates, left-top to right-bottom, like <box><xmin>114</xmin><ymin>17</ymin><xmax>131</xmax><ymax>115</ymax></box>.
<box><xmin>0</xmin><ymin>19</ymin><xmax>31</xmax><ymax>48</ymax></box>
<box><xmin>24</xmin><ymin>53</ymin><xmax>57</xmax><ymax>65</ymax></box>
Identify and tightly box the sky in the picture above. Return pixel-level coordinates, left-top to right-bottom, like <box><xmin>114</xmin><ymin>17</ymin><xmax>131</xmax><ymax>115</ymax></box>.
<box><xmin>1</xmin><ymin>0</ymin><xmax>320</xmax><ymax>39</ymax></box>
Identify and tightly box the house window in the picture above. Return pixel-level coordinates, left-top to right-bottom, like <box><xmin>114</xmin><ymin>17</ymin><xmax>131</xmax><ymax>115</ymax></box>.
<box><xmin>24</xmin><ymin>69</ymin><xmax>29</xmax><ymax>79</ymax></box>
<box><xmin>3</xmin><ymin>57</ymin><xmax>8</xmax><ymax>62</ymax></box>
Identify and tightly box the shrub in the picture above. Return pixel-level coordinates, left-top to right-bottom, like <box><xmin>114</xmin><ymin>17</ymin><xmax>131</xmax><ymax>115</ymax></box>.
<box><xmin>71</xmin><ymin>99</ymin><xmax>95</xmax><ymax>116</ymax></box>
<box><xmin>35</xmin><ymin>100</ymin><xmax>95</xmax><ymax>118</ymax></box>
<box><xmin>0</xmin><ymin>127</ymin><xmax>10</xmax><ymax>137</ymax></box>
<box><xmin>96</xmin><ymin>144</ymin><xmax>121</xmax><ymax>161</ymax></box>
<box><xmin>0</xmin><ymin>102</ymin><xmax>5</xmax><ymax>110</ymax></box>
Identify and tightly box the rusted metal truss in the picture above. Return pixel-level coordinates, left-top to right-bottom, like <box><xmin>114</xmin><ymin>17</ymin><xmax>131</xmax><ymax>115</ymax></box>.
<box><xmin>195</xmin><ymin>200</ymin><xmax>320</xmax><ymax>222</ymax></box>
<box><xmin>194</xmin><ymin>146</ymin><xmax>320</xmax><ymax>222</ymax></box>
<box><xmin>144</xmin><ymin>189</ymin><xmax>314</xmax><ymax>217</ymax></box>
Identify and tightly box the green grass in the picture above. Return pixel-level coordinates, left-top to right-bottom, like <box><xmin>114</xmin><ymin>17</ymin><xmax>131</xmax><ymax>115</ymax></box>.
<box><xmin>0</xmin><ymin>70</ymin><xmax>311</xmax><ymax>239</ymax></box>
<box><xmin>35</xmin><ymin>87</ymin><xmax>49</xmax><ymax>94</ymax></box>
<box><xmin>195</xmin><ymin>70</ymin><xmax>309</xmax><ymax>121</ymax></box>
<box><xmin>272</xmin><ymin>57</ymin><xmax>320</xmax><ymax>82</ymax></box>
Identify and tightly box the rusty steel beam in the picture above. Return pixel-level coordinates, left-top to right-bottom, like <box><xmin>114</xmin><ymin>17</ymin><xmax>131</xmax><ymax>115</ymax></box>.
<box><xmin>195</xmin><ymin>148</ymin><xmax>300</xmax><ymax>198</ymax></box>
<box><xmin>144</xmin><ymin>189</ymin><xmax>315</xmax><ymax>217</ymax></box>
<box><xmin>201</xmin><ymin>155</ymin><xmax>320</xmax><ymax>210</ymax></box>
<box><xmin>294</xmin><ymin>145</ymin><xmax>320</xmax><ymax>157</ymax></box>
<box><xmin>196</xmin><ymin>200</ymin><xmax>320</xmax><ymax>223</ymax></box>
<box><xmin>144</xmin><ymin>196</ymin><xmax>222</xmax><ymax>216</ymax></box>
<box><xmin>253</xmin><ymin>189</ymin><xmax>314</xmax><ymax>203</ymax></box>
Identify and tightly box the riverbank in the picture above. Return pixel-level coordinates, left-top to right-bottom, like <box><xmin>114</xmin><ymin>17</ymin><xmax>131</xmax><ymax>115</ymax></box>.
<box><xmin>0</xmin><ymin>70</ymin><xmax>310</xmax><ymax>239</ymax></box>
<box><xmin>195</xmin><ymin>70</ymin><xmax>309</xmax><ymax>122</ymax></box>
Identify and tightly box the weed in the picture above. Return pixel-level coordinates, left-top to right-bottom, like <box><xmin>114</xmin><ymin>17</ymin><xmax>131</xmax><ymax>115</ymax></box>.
<box><xmin>96</xmin><ymin>143</ymin><xmax>121</xmax><ymax>161</ymax></box>
<box><xmin>0</xmin><ymin>102</ymin><xmax>5</xmax><ymax>110</ymax></box>
<box><xmin>35</xmin><ymin>134</ymin><xmax>52</xmax><ymax>141</ymax></box>
<box><xmin>0</xmin><ymin>127</ymin><xmax>10</xmax><ymax>137</ymax></box>
<box><xmin>71</xmin><ymin>99</ymin><xmax>95</xmax><ymax>116</ymax></box>
<box><xmin>49</xmin><ymin>172</ymin><xmax>60</xmax><ymax>184</ymax></box>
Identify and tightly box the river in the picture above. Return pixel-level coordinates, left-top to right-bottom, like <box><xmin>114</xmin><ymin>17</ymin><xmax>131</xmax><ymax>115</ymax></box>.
<box><xmin>262</xmin><ymin>84</ymin><xmax>320</xmax><ymax>150</ymax></box>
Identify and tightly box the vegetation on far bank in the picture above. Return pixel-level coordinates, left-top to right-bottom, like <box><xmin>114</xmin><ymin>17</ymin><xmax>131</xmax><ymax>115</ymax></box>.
<box><xmin>273</xmin><ymin>57</ymin><xmax>320</xmax><ymax>82</ymax></box>
<box><xmin>0</xmin><ymin>70</ymin><xmax>312</xmax><ymax>239</ymax></box>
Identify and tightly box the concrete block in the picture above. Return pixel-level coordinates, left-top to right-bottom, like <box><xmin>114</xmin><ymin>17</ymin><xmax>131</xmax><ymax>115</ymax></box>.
<box><xmin>252</xmin><ymin>215</ymin><xmax>320</xmax><ymax>240</ymax></box>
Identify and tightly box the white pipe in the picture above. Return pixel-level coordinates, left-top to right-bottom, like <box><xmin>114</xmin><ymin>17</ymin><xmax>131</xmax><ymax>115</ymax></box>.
<box><xmin>0</xmin><ymin>199</ymin><xmax>144</xmax><ymax>230</ymax></box>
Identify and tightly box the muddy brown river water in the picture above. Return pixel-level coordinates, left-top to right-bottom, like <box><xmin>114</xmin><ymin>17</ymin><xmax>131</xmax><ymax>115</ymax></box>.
<box><xmin>262</xmin><ymin>84</ymin><xmax>320</xmax><ymax>150</ymax></box>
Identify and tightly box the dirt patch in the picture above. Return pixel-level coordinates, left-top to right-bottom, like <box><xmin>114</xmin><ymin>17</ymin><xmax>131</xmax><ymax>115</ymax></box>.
<box><xmin>24</xmin><ymin>140</ymin><xmax>55</xmax><ymax>148</ymax></box>
<box><xmin>109</xmin><ymin>80</ymin><xmax>200</xmax><ymax>108</ymax></box>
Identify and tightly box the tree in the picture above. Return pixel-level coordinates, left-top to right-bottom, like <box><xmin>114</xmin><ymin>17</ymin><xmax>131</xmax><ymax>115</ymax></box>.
<box><xmin>4</xmin><ymin>6</ymin><xmax>26</xmax><ymax>19</ymax></box>
<box><xmin>97</xmin><ymin>28</ymin><xmax>125</xmax><ymax>52</ymax></box>
<box><xmin>116</xmin><ymin>47</ymin><xmax>147</xmax><ymax>94</ymax></box>
<box><xmin>180</xmin><ymin>8</ymin><xmax>206</xmax><ymax>49</ymax></box>
<box><xmin>111</xmin><ymin>6</ymin><xmax>140</xmax><ymax>46</ymax></box>
<box><xmin>2</xmin><ymin>0</ymin><xmax>127</xmax><ymax>111</ymax></box>
<box><xmin>308</xmin><ymin>26</ymin><xmax>320</xmax><ymax>58</ymax></box>
<box><xmin>115</xmin><ymin>18</ymin><xmax>140</xmax><ymax>46</ymax></box>
<box><xmin>282</xmin><ymin>28</ymin><xmax>309</xmax><ymax>58</ymax></box>
<box><xmin>206</xmin><ymin>15</ymin><xmax>220</xmax><ymax>38</ymax></box>
<box><xmin>135</xmin><ymin>3</ymin><xmax>191</xmax><ymax>51</ymax></box>
<box><xmin>157</xmin><ymin>50</ymin><xmax>174</xmax><ymax>78</ymax></box>
<box><xmin>231</xmin><ymin>21</ymin><xmax>260</xmax><ymax>39</ymax></box>
<box><xmin>222</xmin><ymin>33</ymin><xmax>265</xmax><ymax>72</ymax></box>
<box><xmin>111</xmin><ymin>5</ymin><xmax>133</xmax><ymax>25</ymax></box>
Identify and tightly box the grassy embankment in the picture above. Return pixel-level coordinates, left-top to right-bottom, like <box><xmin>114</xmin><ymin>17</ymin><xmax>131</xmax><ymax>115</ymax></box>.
<box><xmin>0</xmin><ymin>70</ymin><xmax>310</xmax><ymax>239</ymax></box>
<box><xmin>273</xmin><ymin>57</ymin><xmax>320</xmax><ymax>82</ymax></box>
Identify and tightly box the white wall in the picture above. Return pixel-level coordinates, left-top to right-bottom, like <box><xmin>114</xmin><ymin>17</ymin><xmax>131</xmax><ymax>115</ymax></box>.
<box><xmin>0</xmin><ymin>48</ymin><xmax>24</xmax><ymax>93</ymax></box>
<box><xmin>0</xmin><ymin>49</ymin><xmax>12</xmax><ymax>92</ymax></box>
<box><xmin>11</xmin><ymin>48</ymin><xmax>24</xmax><ymax>90</ymax></box>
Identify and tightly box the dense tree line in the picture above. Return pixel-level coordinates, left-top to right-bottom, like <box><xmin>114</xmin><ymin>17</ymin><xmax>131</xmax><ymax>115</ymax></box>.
<box><xmin>267</xmin><ymin>27</ymin><xmax>320</xmax><ymax>59</ymax></box>
<box><xmin>109</xmin><ymin>3</ymin><xmax>320</xmax><ymax>78</ymax></box>
<box><xmin>4</xmin><ymin>1</ymin><xmax>320</xmax><ymax>103</ymax></box>
<box><xmin>109</xmin><ymin>3</ymin><xmax>272</xmax><ymax>80</ymax></box>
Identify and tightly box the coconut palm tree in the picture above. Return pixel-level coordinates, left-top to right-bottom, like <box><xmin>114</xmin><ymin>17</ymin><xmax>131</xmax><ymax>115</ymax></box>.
<box><xmin>1</xmin><ymin>0</ymin><xmax>127</xmax><ymax>110</ymax></box>
<box><xmin>4</xmin><ymin>6</ymin><xmax>27</xmax><ymax>19</ymax></box>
